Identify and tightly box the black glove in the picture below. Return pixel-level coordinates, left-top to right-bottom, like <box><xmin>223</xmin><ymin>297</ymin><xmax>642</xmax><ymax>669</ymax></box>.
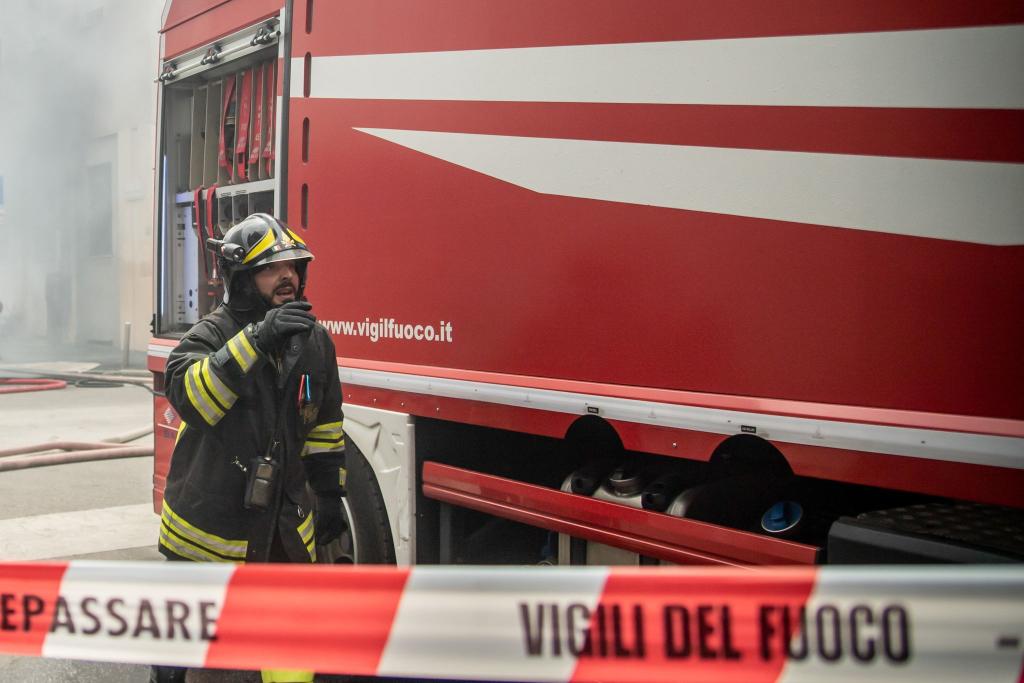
<box><xmin>315</xmin><ymin>494</ymin><xmax>346</xmax><ymax>546</ymax></box>
<box><xmin>253</xmin><ymin>301</ymin><xmax>316</xmax><ymax>352</ymax></box>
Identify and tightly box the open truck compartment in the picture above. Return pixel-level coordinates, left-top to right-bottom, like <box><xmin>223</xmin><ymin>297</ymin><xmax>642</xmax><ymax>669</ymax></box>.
<box><xmin>156</xmin><ymin>20</ymin><xmax>279</xmax><ymax>334</ymax></box>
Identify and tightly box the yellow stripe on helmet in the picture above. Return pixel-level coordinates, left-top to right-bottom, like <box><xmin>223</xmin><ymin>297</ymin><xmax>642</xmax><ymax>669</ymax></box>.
<box><xmin>242</xmin><ymin>227</ymin><xmax>277</xmax><ymax>264</ymax></box>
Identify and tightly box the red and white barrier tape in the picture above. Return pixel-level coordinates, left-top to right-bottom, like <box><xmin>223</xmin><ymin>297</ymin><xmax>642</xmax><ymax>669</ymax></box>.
<box><xmin>1</xmin><ymin>562</ymin><xmax>1021</xmax><ymax>681</ymax></box>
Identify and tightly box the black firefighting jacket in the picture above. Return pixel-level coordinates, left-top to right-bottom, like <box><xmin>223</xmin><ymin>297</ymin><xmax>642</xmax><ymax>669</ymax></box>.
<box><xmin>159</xmin><ymin>304</ymin><xmax>344</xmax><ymax>563</ymax></box>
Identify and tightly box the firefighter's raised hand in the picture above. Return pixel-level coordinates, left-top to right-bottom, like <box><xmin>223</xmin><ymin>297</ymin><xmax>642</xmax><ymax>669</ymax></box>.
<box><xmin>254</xmin><ymin>301</ymin><xmax>317</xmax><ymax>352</ymax></box>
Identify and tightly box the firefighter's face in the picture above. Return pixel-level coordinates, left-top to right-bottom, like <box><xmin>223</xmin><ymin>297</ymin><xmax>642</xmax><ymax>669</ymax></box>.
<box><xmin>252</xmin><ymin>260</ymin><xmax>299</xmax><ymax>306</ymax></box>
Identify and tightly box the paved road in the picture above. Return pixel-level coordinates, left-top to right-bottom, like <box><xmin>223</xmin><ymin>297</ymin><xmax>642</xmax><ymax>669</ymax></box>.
<box><xmin>0</xmin><ymin>368</ymin><xmax>267</xmax><ymax>682</ymax></box>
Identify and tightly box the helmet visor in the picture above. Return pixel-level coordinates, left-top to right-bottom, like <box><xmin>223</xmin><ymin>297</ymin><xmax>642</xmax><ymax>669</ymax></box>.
<box><xmin>255</xmin><ymin>246</ymin><xmax>314</xmax><ymax>267</ymax></box>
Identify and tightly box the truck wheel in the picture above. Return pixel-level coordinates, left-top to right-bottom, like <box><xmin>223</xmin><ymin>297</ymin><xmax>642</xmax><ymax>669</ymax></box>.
<box><xmin>338</xmin><ymin>441</ymin><xmax>397</xmax><ymax>564</ymax></box>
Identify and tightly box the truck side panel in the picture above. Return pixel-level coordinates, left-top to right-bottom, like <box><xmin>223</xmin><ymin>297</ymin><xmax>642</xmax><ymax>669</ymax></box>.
<box><xmin>288</xmin><ymin>2</ymin><xmax>1024</xmax><ymax>421</ymax></box>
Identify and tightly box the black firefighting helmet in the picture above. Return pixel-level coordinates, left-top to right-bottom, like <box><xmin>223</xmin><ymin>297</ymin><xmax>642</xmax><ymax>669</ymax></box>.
<box><xmin>207</xmin><ymin>213</ymin><xmax>314</xmax><ymax>306</ymax></box>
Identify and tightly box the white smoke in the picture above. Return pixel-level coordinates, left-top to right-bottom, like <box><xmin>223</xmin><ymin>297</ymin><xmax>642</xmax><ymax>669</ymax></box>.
<box><xmin>0</xmin><ymin>0</ymin><xmax>163</xmax><ymax>364</ymax></box>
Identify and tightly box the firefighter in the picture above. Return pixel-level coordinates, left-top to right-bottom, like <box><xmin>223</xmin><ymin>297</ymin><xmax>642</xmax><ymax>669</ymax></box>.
<box><xmin>153</xmin><ymin>213</ymin><xmax>345</xmax><ymax>683</ymax></box>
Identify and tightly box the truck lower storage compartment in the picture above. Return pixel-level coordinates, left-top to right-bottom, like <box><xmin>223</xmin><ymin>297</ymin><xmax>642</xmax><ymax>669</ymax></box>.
<box><xmin>422</xmin><ymin>462</ymin><xmax>820</xmax><ymax>566</ymax></box>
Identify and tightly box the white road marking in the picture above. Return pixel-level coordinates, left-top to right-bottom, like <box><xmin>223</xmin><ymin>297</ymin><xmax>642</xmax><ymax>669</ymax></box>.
<box><xmin>0</xmin><ymin>503</ymin><xmax>159</xmax><ymax>561</ymax></box>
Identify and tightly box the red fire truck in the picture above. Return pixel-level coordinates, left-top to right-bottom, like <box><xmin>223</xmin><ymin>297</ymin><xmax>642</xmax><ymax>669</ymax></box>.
<box><xmin>149</xmin><ymin>0</ymin><xmax>1024</xmax><ymax>568</ymax></box>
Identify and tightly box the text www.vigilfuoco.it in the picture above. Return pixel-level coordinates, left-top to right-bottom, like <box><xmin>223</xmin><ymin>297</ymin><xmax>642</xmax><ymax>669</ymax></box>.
<box><xmin>320</xmin><ymin>317</ymin><xmax>453</xmax><ymax>343</ymax></box>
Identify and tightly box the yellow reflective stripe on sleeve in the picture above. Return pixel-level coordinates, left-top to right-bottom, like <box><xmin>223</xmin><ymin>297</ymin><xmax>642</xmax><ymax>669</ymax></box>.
<box><xmin>242</xmin><ymin>227</ymin><xmax>276</xmax><ymax>264</ymax></box>
<box><xmin>174</xmin><ymin>421</ymin><xmax>188</xmax><ymax>446</ymax></box>
<box><xmin>309</xmin><ymin>420</ymin><xmax>343</xmax><ymax>435</ymax></box>
<box><xmin>339</xmin><ymin>466</ymin><xmax>347</xmax><ymax>489</ymax></box>
<box><xmin>161</xmin><ymin>501</ymin><xmax>247</xmax><ymax>560</ymax></box>
<box><xmin>226</xmin><ymin>337</ymin><xmax>247</xmax><ymax>371</ymax></box>
<box><xmin>305</xmin><ymin>432</ymin><xmax>344</xmax><ymax>445</ymax></box>
<box><xmin>200</xmin><ymin>357</ymin><xmax>237</xmax><ymax>409</ymax></box>
<box><xmin>238</xmin><ymin>328</ymin><xmax>257</xmax><ymax>359</ymax></box>
<box><xmin>191</xmin><ymin>361</ymin><xmax>228</xmax><ymax>419</ymax></box>
<box><xmin>227</xmin><ymin>331</ymin><xmax>258</xmax><ymax>373</ymax></box>
<box><xmin>302</xmin><ymin>438</ymin><xmax>345</xmax><ymax>456</ymax></box>
<box><xmin>184</xmin><ymin>363</ymin><xmax>221</xmax><ymax>426</ymax></box>
<box><xmin>303</xmin><ymin>420</ymin><xmax>345</xmax><ymax>456</ymax></box>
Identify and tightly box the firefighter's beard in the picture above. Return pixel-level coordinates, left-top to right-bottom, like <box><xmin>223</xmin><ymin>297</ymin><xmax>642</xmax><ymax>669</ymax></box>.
<box><xmin>228</xmin><ymin>270</ymin><xmax>305</xmax><ymax>318</ymax></box>
<box><xmin>265</xmin><ymin>278</ymin><xmax>298</xmax><ymax>307</ymax></box>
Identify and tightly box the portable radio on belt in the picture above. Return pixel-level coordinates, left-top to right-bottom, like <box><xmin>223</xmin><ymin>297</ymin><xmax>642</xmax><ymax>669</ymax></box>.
<box><xmin>243</xmin><ymin>447</ymin><xmax>279</xmax><ymax>510</ymax></box>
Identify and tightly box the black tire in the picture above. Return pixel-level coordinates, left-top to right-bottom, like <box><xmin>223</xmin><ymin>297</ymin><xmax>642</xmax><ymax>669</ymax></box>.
<box><xmin>339</xmin><ymin>440</ymin><xmax>396</xmax><ymax>564</ymax></box>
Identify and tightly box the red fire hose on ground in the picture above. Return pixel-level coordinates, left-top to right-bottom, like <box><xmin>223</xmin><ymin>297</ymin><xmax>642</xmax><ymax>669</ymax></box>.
<box><xmin>0</xmin><ymin>378</ymin><xmax>68</xmax><ymax>394</ymax></box>
<box><xmin>0</xmin><ymin>444</ymin><xmax>153</xmax><ymax>472</ymax></box>
<box><xmin>0</xmin><ymin>372</ymin><xmax>154</xmax><ymax>471</ymax></box>
<box><xmin>0</xmin><ymin>431</ymin><xmax>154</xmax><ymax>473</ymax></box>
